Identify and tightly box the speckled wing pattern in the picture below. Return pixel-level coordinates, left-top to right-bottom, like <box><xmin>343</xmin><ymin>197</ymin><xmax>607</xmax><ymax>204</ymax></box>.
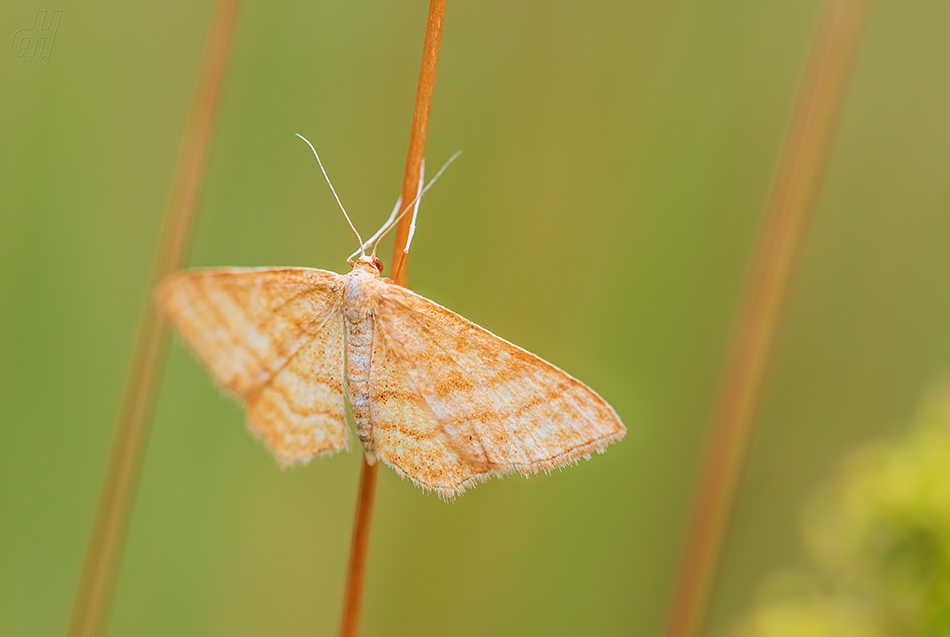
<box><xmin>368</xmin><ymin>313</ymin><xmax>492</xmax><ymax>495</ymax></box>
<box><xmin>372</xmin><ymin>286</ymin><xmax>625</xmax><ymax>496</ymax></box>
<box><xmin>158</xmin><ymin>262</ymin><xmax>625</xmax><ymax>497</ymax></box>
<box><xmin>156</xmin><ymin>268</ymin><xmax>348</xmax><ymax>462</ymax></box>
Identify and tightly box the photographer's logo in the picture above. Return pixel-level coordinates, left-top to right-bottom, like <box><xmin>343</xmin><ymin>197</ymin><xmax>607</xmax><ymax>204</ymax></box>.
<box><xmin>11</xmin><ymin>10</ymin><xmax>62</xmax><ymax>65</ymax></box>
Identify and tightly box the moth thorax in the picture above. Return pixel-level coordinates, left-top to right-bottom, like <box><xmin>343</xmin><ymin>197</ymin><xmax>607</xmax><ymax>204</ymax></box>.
<box><xmin>343</xmin><ymin>274</ymin><xmax>376</xmax><ymax>322</ymax></box>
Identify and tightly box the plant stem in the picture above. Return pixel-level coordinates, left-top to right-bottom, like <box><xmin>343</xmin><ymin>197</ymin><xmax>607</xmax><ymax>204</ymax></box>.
<box><xmin>337</xmin><ymin>2</ymin><xmax>447</xmax><ymax>636</ymax></box>
<box><xmin>338</xmin><ymin>459</ymin><xmax>378</xmax><ymax>637</ymax></box>
<box><xmin>390</xmin><ymin>0</ymin><xmax>448</xmax><ymax>286</ymax></box>
<box><xmin>66</xmin><ymin>3</ymin><xmax>240</xmax><ymax>637</ymax></box>
<box><xmin>663</xmin><ymin>1</ymin><xmax>869</xmax><ymax>636</ymax></box>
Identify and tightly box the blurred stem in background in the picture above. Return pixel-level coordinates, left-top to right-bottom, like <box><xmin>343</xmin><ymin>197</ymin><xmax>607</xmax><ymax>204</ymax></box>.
<box><xmin>337</xmin><ymin>2</ymin><xmax>447</xmax><ymax>637</ymax></box>
<box><xmin>664</xmin><ymin>1</ymin><xmax>870</xmax><ymax>636</ymax></box>
<box><xmin>66</xmin><ymin>2</ymin><xmax>241</xmax><ymax>636</ymax></box>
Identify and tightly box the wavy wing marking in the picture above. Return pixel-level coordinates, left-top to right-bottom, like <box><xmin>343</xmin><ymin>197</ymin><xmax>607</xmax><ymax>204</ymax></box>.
<box><xmin>244</xmin><ymin>309</ymin><xmax>347</xmax><ymax>464</ymax></box>
<box><xmin>374</xmin><ymin>286</ymin><xmax>625</xmax><ymax>488</ymax></box>
<box><xmin>368</xmin><ymin>318</ymin><xmax>493</xmax><ymax>497</ymax></box>
<box><xmin>157</xmin><ymin>267</ymin><xmax>342</xmax><ymax>393</ymax></box>
<box><xmin>158</xmin><ymin>267</ymin><xmax>348</xmax><ymax>461</ymax></box>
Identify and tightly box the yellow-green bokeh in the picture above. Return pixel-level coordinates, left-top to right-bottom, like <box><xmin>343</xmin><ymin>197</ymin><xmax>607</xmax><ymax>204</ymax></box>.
<box><xmin>2</xmin><ymin>1</ymin><xmax>949</xmax><ymax>636</ymax></box>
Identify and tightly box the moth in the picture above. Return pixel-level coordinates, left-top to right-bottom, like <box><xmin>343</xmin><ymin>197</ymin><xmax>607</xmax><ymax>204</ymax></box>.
<box><xmin>157</xmin><ymin>138</ymin><xmax>625</xmax><ymax>497</ymax></box>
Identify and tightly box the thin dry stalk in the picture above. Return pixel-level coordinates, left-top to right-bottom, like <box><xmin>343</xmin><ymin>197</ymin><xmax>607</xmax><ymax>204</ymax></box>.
<box><xmin>337</xmin><ymin>2</ymin><xmax>447</xmax><ymax>636</ymax></box>
<box><xmin>337</xmin><ymin>459</ymin><xmax>379</xmax><ymax>637</ymax></box>
<box><xmin>390</xmin><ymin>0</ymin><xmax>448</xmax><ymax>286</ymax></box>
<box><xmin>67</xmin><ymin>2</ymin><xmax>241</xmax><ymax>637</ymax></box>
<box><xmin>663</xmin><ymin>1</ymin><xmax>869</xmax><ymax>637</ymax></box>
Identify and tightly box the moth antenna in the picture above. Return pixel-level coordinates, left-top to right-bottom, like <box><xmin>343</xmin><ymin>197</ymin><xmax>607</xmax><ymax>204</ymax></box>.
<box><xmin>372</xmin><ymin>162</ymin><xmax>424</xmax><ymax>258</ymax></box>
<box><xmin>373</xmin><ymin>150</ymin><xmax>462</xmax><ymax>254</ymax></box>
<box><xmin>349</xmin><ymin>195</ymin><xmax>402</xmax><ymax>262</ymax></box>
<box><xmin>295</xmin><ymin>133</ymin><xmax>364</xmax><ymax>255</ymax></box>
<box><xmin>403</xmin><ymin>158</ymin><xmax>426</xmax><ymax>256</ymax></box>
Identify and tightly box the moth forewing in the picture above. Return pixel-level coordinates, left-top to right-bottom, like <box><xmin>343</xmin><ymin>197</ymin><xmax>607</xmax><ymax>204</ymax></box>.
<box><xmin>158</xmin><ymin>255</ymin><xmax>625</xmax><ymax>497</ymax></box>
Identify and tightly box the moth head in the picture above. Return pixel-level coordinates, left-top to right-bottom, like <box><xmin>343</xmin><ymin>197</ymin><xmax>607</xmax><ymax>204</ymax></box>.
<box><xmin>351</xmin><ymin>254</ymin><xmax>384</xmax><ymax>275</ymax></box>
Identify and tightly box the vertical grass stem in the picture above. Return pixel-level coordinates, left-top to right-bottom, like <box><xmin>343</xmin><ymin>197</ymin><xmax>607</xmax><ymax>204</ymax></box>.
<box><xmin>66</xmin><ymin>3</ymin><xmax>241</xmax><ymax>636</ymax></box>
<box><xmin>337</xmin><ymin>2</ymin><xmax>448</xmax><ymax>636</ymax></box>
<box><xmin>664</xmin><ymin>1</ymin><xmax>870</xmax><ymax>636</ymax></box>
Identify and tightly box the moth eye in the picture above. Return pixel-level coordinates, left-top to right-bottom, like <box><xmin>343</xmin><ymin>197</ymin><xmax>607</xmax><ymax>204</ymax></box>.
<box><xmin>372</xmin><ymin>257</ymin><xmax>384</xmax><ymax>273</ymax></box>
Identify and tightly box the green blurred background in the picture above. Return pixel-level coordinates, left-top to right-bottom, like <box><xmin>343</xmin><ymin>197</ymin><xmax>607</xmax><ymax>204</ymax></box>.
<box><xmin>2</xmin><ymin>1</ymin><xmax>950</xmax><ymax>636</ymax></box>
